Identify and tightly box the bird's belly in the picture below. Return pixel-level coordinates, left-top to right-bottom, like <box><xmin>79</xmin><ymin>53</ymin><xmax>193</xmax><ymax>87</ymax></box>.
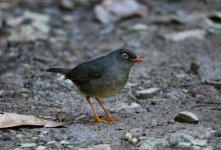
<box><xmin>74</xmin><ymin>75</ymin><xmax>128</xmax><ymax>98</ymax></box>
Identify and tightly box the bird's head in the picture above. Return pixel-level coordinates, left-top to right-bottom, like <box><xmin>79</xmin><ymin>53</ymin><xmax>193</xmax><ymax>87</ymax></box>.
<box><xmin>108</xmin><ymin>49</ymin><xmax>144</xmax><ymax>70</ymax></box>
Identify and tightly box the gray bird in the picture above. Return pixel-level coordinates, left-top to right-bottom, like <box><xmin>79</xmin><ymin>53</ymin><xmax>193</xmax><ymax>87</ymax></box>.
<box><xmin>47</xmin><ymin>49</ymin><xmax>144</xmax><ymax>124</ymax></box>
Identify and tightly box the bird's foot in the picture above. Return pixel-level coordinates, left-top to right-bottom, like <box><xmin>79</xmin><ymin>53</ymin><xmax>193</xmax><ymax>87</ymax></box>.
<box><xmin>92</xmin><ymin>117</ymin><xmax>112</xmax><ymax>124</ymax></box>
<box><xmin>105</xmin><ymin>117</ymin><xmax>121</xmax><ymax>122</ymax></box>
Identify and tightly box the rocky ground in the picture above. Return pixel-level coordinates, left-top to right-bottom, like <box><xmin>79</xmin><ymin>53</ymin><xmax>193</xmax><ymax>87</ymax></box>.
<box><xmin>0</xmin><ymin>0</ymin><xmax>221</xmax><ymax>150</ymax></box>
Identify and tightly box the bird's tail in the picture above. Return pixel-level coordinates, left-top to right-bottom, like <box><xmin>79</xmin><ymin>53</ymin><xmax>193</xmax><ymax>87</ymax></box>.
<box><xmin>46</xmin><ymin>68</ymin><xmax>71</xmax><ymax>74</ymax></box>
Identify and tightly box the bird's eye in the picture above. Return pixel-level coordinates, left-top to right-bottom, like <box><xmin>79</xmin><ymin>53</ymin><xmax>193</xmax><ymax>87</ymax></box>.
<box><xmin>122</xmin><ymin>53</ymin><xmax>129</xmax><ymax>59</ymax></box>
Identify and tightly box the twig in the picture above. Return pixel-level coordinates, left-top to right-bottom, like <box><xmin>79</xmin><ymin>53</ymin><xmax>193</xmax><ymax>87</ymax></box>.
<box><xmin>192</xmin><ymin>104</ymin><xmax>210</xmax><ymax>109</ymax></box>
<box><xmin>204</xmin><ymin>80</ymin><xmax>221</xmax><ymax>85</ymax></box>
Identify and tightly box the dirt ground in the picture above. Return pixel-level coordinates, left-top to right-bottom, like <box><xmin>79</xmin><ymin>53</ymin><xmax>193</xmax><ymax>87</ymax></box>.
<box><xmin>0</xmin><ymin>0</ymin><xmax>221</xmax><ymax>150</ymax></box>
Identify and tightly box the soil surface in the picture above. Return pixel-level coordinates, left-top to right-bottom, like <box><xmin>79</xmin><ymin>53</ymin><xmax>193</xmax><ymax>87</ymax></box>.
<box><xmin>0</xmin><ymin>0</ymin><xmax>221</xmax><ymax>150</ymax></box>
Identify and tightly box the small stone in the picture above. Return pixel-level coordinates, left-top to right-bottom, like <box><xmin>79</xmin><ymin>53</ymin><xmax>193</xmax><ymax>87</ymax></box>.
<box><xmin>95</xmin><ymin>0</ymin><xmax>147</xmax><ymax>24</ymax></box>
<box><xmin>41</xmin><ymin>131</ymin><xmax>48</xmax><ymax>135</ymax></box>
<box><xmin>0</xmin><ymin>90</ymin><xmax>5</xmax><ymax>96</ymax></box>
<box><xmin>202</xmin><ymin>146</ymin><xmax>213</xmax><ymax>150</ymax></box>
<box><xmin>180</xmin><ymin>133</ymin><xmax>195</xmax><ymax>142</ymax></box>
<box><xmin>191</xmin><ymin>145</ymin><xmax>202</xmax><ymax>150</ymax></box>
<box><xmin>6</xmin><ymin>17</ymin><xmax>24</xmax><ymax>27</ymax></box>
<box><xmin>32</xmin><ymin>137</ymin><xmax>38</xmax><ymax>140</ymax></box>
<box><xmin>80</xmin><ymin>144</ymin><xmax>111</xmax><ymax>150</ymax></box>
<box><xmin>23</xmin><ymin>11</ymin><xmax>50</xmax><ymax>23</ymax></box>
<box><xmin>116</xmin><ymin>105</ymin><xmax>134</xmax><ymax>114</ymax></box>
<box><xmin>191</xmin><ymin>139</ymin><xmax>207</xmax><ymax>147</ymax></box>
<box><xmin>131</xmin><ymin>138</ymin><xmax>138</xmax><ymax>144</ymax></box>
<box><xmin>136</xmin><ymin>88</ymin><xmax>160</xmax><ymax>99</ymax></box>
<box><xmin>16</xmin><ymin>134</ymin><xmax>24</xmax><ymax>138</ymax></box>
<box><xmin>67</xmin><ymin>145</ymin><xmax>73</xmax><ymax>148</ymax></box>
<box><xmin>60</xmin><ymin>0</ymin><xmax>75</xmax><ymax>10</ymax></box>
<box><xmin>163</xmin><ymin>29</ymin><xmax>206</xmax><ymax>42</ymax></box>
<box><xmin>14</xmin><ymin>148</ymin><xmax>22</xmax><ymax>150</ymax></box>
<box><xmin>177</xmin><ymin>142</ymin><xmax>191</xmax><ymax>148</ymax></box>
<box><xmin>153</xmin><ymin>138</ymin><xmax>170</xmax><ymax>148</ymax></box>
<box><xmin>131</xmin><ymin>102</ymin><xmax>140</xmax><ymax>108</ymax></box>
<box><xmin>125</xmin><ymin>132</ymin><xmax>133</xmax><ymax>141</ymax></box>
<box><xmin>139</xmin><ymin>142</ymin><xmax>153</xmax><ymax>150</ymax></box>
<box><xmin>139</xmin><ymin>136</ymin><xmax>148</xmax><ymax>140</ymax></box>
<box><xmin>174</xmin><ymin>111</ymin><xmax>199</xmax><ymax>123</ymax></box>
<box><xmin>133</xmin><ymin>24</ymin><xmax>148</xmax><ymax>30</ymax></box>
<box><xmin>60</xmin><ymin>140</ymin><xmax>71</xmax><ymax>145</ymax></box>
<box><xmin>47</xmin><ymin>141</ymin><xmax>57</xmax><ymax>145</ymax></box>
<box><xmin>20</xmin><ymin>143</ymin><xmax>36</xmax><ymax>148</ymax></box>
<box><xmin>139</xmin><ymin>138</ymin><xmax>169</xmax><ymax>150</ymax></box>
<box><xmin>36</xmin><ymin>145</ymin><xmax>47</xmax><ymax>150</ymax></box>
<box><xmin>39</xmin><ymin>134</ymin><xmax>44</xmax><ymax>138</ymax></box>
<box><xmin>126</xmin><ymin>82</ymin><xmax>137</xmax><ymax>87</ymax></box>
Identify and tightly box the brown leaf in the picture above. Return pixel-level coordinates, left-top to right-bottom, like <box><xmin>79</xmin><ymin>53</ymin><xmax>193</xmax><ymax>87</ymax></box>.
<box><xmin>0</xmin><ymin>112</ymin><xmax>64</xmax><ymax>128</ymax></box>
<box><xmin>94</xmin><ymin>0</ymin><xmax>148</xmax><ymax>24</ymax></box>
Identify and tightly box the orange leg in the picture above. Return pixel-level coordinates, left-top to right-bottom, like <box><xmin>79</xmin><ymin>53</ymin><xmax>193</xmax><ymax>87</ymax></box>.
<box><xmin>95</xmin><ymin>97</ymin><xmax>121</xmax><ymax>122</ymax></box>
<box><xmin>86</xmin><ymin>96</ymin><xmax>111</xmax><ymax>124</ymax></box>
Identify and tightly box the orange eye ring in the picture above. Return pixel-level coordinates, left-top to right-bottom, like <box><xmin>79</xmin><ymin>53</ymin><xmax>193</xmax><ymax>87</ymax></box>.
<box><xmin>122</xmin><ymin>53</ymin><xmax>129</xmax><ymax>59</ymax></box>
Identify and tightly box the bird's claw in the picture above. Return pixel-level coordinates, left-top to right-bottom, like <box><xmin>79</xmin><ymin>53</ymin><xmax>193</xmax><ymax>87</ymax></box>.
<box><xmin>92</xmin><ymin>117</ymin><xmax>112</xmax><ymax>124</ymax></box>
<box><xmin>105</xmin><ymin>117</ymin><xmax>121</xmax><ymax>122</ymax></box>
<box><xmin>92</xmin><ymin>117</ymin><xmax>121</xmax><ymax>124</ymax></box>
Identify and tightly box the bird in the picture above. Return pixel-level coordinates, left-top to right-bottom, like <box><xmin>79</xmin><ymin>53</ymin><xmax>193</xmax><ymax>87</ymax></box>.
<box><xmin>47</xmin><ymin>49</ymin><xmax>144</xmax><ymax>124</ymax></box>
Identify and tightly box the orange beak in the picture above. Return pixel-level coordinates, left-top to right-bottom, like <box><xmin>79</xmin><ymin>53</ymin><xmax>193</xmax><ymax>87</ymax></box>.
<box><xmin>132</xmin><ymin>58</ymin><xmax>144</xmax><ymax>62</ymax></box>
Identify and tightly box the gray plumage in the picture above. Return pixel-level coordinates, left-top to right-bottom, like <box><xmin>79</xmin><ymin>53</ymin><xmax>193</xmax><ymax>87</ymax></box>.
<box><xmin>47</xmin><ymin>49</ymin><xmax>141</xmax><ymax>98</ymax></box>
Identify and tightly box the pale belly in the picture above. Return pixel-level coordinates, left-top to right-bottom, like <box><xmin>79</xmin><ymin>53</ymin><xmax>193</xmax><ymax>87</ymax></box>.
<box><xmin>74</xmin><ymin>73</ymin><xmax>128</xmax><ymax>98</ymax></box>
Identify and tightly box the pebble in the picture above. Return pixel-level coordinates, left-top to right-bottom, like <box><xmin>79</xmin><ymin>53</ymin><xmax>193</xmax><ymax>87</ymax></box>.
<box><xmin>174</xmin><ymin>111</ymin><xmax>199</xmax><ymax>123</ymax></box>
<box><xmin>139</xmin><ymin>136</ymin><xmax>148</xmax><ymax>140</ymax></box>
<box><xmin>36</xmin><ymin>145</ymin><xmax>47</xmax><ymax>150</ymax></box>
<box><xmin>191</xmin><ymin>139</ymin><xmax>207</xmax><ymax>147</ymax></box>
<box><xmin>180</xmin><ymin>133</ymin><xmax>195</xmax><ymax>142</ymax></box>
<box><xmin>39</xmin><ymin>134</ymin><xmax>44</xmax><ymax>138</ymax></box>
<box><xmin>116</xmin><ymin>105</ymin><xmax>134</xmax><ymax>114</ymax></box>
<box><xmin>133</xmin><ymin>24</ymin><xmax>149</xmax><ymax>30</ymax></box>
<box><xmin>60</xmin><ymin>0</ymin><xmax>75</xmax><ymax>10</ymax></box>
<box><xmin>47</xmin><ymin>141</ymin><xmax>57</xmax><ymax>145</ymax></box>
<box><xmin>177</xmin><ymin>142</ymin><xmax>191</xmax><ymax>148</ymax></box>
<box><xmin>16</xmin><ymin>134</ymin><xmax>24</xmax><ymax>138</ymax></box>
<box><xmin>0</xmin><ymin>90</ymin><xmax>5</xmax><ymax>96</ymax></box>
<box><xmin>191</xmin><ymin>145</ymin><xmax>202</xmax><ymax>150</ymax></box>
<box><xmin>80</xmin><ymin>144</ymin><xmax>111</xmax><ymax>150</ymax></box>
<box><xmin>202</xmin><ymin>146</ymin><xmax>213</xmax><ymax>150</ymax></box>
<box><xmin>167</xmin><ymin>132</ymin><xmax>195</xmax><ymax>146</ymax></box>
<box><xmin>139</xmin><ymin>138</ymin><xmax>169</xmax><ymax>150</ymax></box>
<box><xmin>41</xmin><ymin>131</ymin><xmax>48</xmax><ymax>135</ymax></box>
<box><xmin>20</xmin><ymin>143</ymin><xmax>36</xmax><ymax>148</ymax></box>
<box><xmin>23</xmin><ymin>11</ymin><xmax>50</xmax><ymax>23</ymax></box>
<box><xmin>67</xmin><ymin>145</ymin><xmax>74</xmax><ymax>148</ymax></box>
<box><xmin>32</xmin><ymin>137</ymin><xmax>38</xmax><ymax>140</ymax></box>
<box><xmin>131</xmin><ymin>102</ymin><xmax>140</xmax><ymax>108</ymax></box>
<box><xmin>125</xmin><ymin>132</ymin><xmax>133</xmax><ymax>141</ymax></box>
<box><xmin>163</xmin><ymin>29</ymin><xmax>206</xmax><ymax>42</ymax></box>
<box><xmin>139</xmin><ymin>142</ymin><xmax>153</xmax><ymax>150</ymax></box>
<box><xmin>136</xmin><ymin>88</ymin><xmax>160</xmax><ymax>99</ymax></box>
<box><xmin>60</xmin><ymin>140</ymin><xmax>71</xmax><ymax>145</ymax></box>
<box><xmin>131</xmin><ymin>138</ymin><xmax>138</xmax><ymax>144</ymax></box>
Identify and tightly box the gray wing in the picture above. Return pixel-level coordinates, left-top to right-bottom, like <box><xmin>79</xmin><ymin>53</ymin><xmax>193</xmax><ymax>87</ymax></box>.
<box><xmin>65</xmin><ymin>56</ymin><xmax>108</xmax><ymax>81</ymax></box>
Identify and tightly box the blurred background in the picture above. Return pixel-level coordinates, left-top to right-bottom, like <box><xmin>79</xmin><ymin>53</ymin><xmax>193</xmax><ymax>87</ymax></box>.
<box><xmin>0</xmin><ymin>0</ymin><xmax>221</xmax><ymax>150</ymax></box>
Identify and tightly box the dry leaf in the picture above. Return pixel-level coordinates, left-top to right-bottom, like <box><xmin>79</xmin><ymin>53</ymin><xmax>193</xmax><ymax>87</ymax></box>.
<box><xmin>0</xmin><ymin>112</ymin><xmax>64</xmax><ymax>128</ymax></box>
<box><xmin>94</xmin><ymin>0</ymin><xmax>148</xmax><ymax>24</ymax></box>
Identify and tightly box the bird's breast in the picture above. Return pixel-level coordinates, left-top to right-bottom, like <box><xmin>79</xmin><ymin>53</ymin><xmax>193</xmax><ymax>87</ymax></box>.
<box><xmin>74</xmin><ymin>70</ymin><xmax>129</xmax><ymax>98</ymax></box>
